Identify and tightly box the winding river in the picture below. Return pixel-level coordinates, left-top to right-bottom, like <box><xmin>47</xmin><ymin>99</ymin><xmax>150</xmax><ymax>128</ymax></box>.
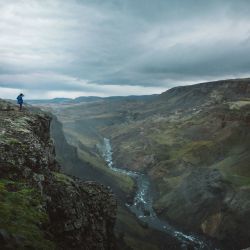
<box><xmin>101</xmin><ymin>138</ymin><xmax>219</xmax><ymax>250</ymax></box>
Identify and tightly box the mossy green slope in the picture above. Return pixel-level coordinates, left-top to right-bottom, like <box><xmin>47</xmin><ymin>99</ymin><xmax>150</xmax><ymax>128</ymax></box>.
<box><xmin>0</xmin><ymin>180</ymin><xmax>54</xmax><ymax>249</ymax></box>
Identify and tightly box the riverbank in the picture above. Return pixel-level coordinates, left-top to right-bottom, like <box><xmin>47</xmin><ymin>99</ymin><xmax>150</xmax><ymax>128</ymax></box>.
<box><xmin>101</xmin><ymin>138</ymin><xmax>222</xmax><ymax>250</ymax></box>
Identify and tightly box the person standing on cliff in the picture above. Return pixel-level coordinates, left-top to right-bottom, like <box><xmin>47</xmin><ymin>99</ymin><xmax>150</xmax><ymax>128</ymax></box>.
<box><xmin>17</xmin><ymin>93</ymin><xmax>24</xmax><ymax>111</ymax></box>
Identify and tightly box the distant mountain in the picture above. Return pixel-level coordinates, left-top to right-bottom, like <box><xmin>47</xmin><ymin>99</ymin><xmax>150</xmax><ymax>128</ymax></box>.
<box><xmin>27</xmin><ymin>95</ymin><xmax>157</xmax><ymax>106</ymax></box>
<box><xmin>27</xmin><ymin>97</ymin><xmax>72</xmax><ymax>105</ymax></box>
<box><xmin>73</xmin><ymin>96</ymin><xmax>103</xmax><ymax>103</ymax></box>
<box><xmin>158</xmin><ymin>77</ymin><xmax>250</xmax><ymax>109</ymax></box>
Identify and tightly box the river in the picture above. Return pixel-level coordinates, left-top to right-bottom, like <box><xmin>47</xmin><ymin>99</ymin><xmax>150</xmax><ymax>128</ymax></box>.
<box><xmin>101</xmin><ymin>138</ymin><xmax>220</xmax><ymax>250</ymax></box>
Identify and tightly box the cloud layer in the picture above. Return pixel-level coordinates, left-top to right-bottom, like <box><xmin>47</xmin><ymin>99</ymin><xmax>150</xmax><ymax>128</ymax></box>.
<box><xmin>1</xmin><ymin>0</ymin><xmax>250</xmax><ymax>99</ymax></box>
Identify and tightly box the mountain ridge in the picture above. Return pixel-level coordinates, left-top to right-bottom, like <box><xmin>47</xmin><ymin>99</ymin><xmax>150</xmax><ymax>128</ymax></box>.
<box><xmin>48</xmin><ymin>78</ymin><xmax>250</xmax><ymax>249</ymax></box>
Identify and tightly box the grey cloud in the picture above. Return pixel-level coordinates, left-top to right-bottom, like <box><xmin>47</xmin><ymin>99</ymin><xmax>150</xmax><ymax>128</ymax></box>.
<box><xmin>0</xmin><ymin>0</ymin><xmax>250</xmax><ymax>98</ymax></box>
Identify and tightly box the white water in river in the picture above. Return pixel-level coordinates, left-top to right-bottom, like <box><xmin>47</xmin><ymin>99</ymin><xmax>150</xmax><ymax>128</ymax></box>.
<box><xmin>101</xmin><ymin>138</ymin><xmax>220</xmax><ymax>250</ymax></box>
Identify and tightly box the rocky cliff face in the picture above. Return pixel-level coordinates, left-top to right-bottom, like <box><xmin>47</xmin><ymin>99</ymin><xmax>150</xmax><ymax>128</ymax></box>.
<box><xmin>50</xmin><ymin>115</ymin><xmax>135</xmax><ymax>202</ymax></box>
<box><xmin>0</xmin><ymin>100</ymin><xmax>117</xmax><ymax>250</ymax></box>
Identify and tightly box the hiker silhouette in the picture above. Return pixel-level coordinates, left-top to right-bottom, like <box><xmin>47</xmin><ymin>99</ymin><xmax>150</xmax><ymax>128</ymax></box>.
<box><xmin>17</xmin><ymin>93</ymin><xmax>24</xmax><ymax>111</ymax></box>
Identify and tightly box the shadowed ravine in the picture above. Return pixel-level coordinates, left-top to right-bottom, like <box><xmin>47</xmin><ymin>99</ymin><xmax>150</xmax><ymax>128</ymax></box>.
<box><xmin>101</xmin><ymin>138</ymin><xmax>220</xmax><ymax>250</ymax></box>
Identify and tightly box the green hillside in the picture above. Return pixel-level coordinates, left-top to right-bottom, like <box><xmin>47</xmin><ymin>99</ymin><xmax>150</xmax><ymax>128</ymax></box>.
<box><xmin>49</xmin><ymin>79</ymin><xmax>250</xmax><ymax>249</ymax></box>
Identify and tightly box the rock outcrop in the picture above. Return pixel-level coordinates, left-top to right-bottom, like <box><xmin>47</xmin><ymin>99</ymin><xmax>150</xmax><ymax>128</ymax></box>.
<box><xmin>0</xmin><ymin>100</ymin><xmax>117</xmax><ymax>249</ymax></box>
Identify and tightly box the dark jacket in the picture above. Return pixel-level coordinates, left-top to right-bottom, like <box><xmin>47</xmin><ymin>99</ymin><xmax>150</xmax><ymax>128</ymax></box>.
<box><xmin>17</xmin><ymin>95</ymin><xmax>23</xmax><ymax>104</ymax></box>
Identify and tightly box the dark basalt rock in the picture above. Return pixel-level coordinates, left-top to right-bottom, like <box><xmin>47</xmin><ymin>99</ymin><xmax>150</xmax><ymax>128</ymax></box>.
<box><xmin>0</xmin><ymin>99</ymin><xmax>117</xmax><ymax>250</ymax></box>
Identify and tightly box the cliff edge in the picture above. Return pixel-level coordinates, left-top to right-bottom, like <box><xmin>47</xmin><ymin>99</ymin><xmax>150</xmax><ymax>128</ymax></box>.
<box><xmin>0</xmin><ymin>100</ymin><xmax>117</xmax><ymax>250</ymax></box>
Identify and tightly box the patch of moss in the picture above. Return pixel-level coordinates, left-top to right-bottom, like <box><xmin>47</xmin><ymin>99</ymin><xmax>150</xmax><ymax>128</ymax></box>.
<box><xmin>6</xmin><ymin>138</ymin><xmax>21</xmax><ymax>145</ymax></box>
<box><xmin>169</xmin><ymin>140</ymin><xmax>214</xmax><ymax>162</ymax></box>
<box><xmin>213</xmin><ymin>152</ymin><xmax>250</xmax><ymax>187</ymax></box>
<box><xmin>78</xmin><ymin>149</ymin><xmax>135</xmax><ymax>194</ymax></box>
<box><xmin>53</xmin><ymin>172</ymin><xmax>74</xmax><ymax>185</ymax></box>
<box><xmin>0</xmin><ymin>179</ymin><xmax>55</xmax><ymax>249</ymax></box>
<box><xmin>64</xmin><ymin>127</ymin><xmax>100</xmax><ymax>147</ymax></box>
<box><xmin>224</xmin><ymin>174</ymin><xmax>250</xmax><ymax>187</ymax></box>
<box><xmin>228</xmin><ymin>100</ymin><xmax>250</xmax><ymax>110</ymax></box>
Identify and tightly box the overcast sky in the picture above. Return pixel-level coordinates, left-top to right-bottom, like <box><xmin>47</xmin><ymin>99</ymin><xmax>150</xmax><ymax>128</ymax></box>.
<box><xmin>1</xmin><ymin>0</ymin><xmax>250</xmax><ymax>99</ymax></box>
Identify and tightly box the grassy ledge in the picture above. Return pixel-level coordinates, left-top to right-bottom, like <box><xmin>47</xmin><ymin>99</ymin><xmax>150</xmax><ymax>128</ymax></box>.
<box><xmin>0</xmin><ymin>179</ymin><xmax>55</xmax><ymax>249</ymax></box>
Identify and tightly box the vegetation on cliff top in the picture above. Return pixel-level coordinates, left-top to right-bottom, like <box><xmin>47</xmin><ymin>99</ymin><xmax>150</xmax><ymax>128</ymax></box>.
<box><xmin>0</xmin><ymin>179</ymin><xmax>54</xmax><ymax>249</ymax></box>
<box><xmin>0</xmin><ymin>100</ymin><xmax>117</xmax><ymax>250</ymax></box>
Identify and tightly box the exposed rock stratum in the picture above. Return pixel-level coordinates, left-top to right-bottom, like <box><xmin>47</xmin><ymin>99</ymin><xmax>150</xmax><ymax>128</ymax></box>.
<box><xmin>0</xmin><ymin>100</ymin><xmax>117</xmax><ymax>250</ymax></box>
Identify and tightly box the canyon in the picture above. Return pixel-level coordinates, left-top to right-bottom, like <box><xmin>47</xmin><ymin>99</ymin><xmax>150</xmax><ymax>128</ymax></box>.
<box><xmin>45</xmin><ymin>79</ymin><xmax>250</xmax><ymax>250</ymax></box>
<box><xmin>1</xmin><ymin>78</ymin><xmax>249</xmax><ymax>249</ymax></box>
